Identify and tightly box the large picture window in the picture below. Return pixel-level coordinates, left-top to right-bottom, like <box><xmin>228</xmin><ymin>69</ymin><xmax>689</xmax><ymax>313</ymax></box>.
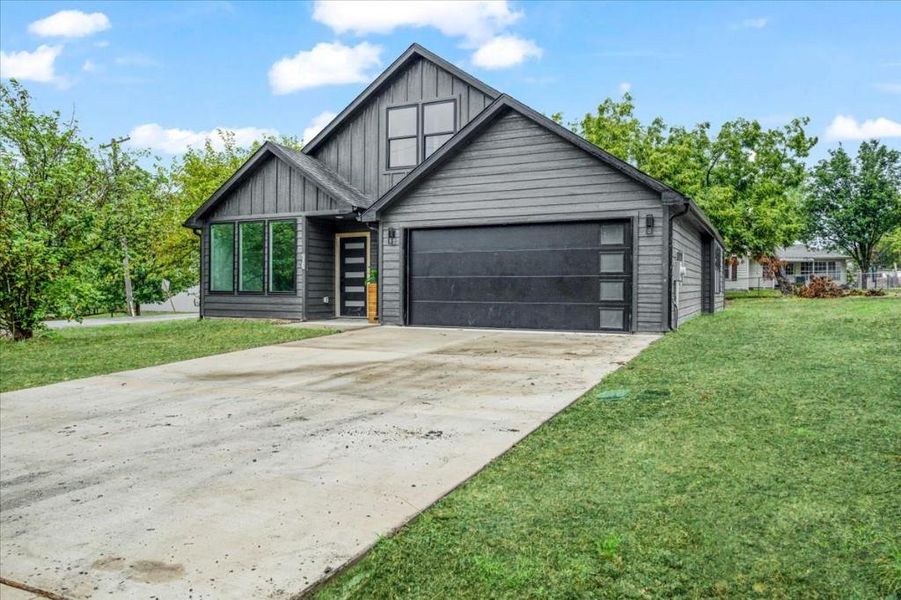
<box><xmin>387</xmin><ymin>105</ymin><xmax>417</xmax><ymax>169</ymax></box>
<box><xmin>239</xmin><ymin>221</ymin><xmax>264</xmax><ymax>292</ymax></box>
<box><xmin>209</xmin><ymin>223</ymin><xmax>234</xmax><ymax>292</ymax></box>
<box><xmin>269</xmin><ymin>220</ymin><xmax>296</xmax><ymax>292</ymax></box>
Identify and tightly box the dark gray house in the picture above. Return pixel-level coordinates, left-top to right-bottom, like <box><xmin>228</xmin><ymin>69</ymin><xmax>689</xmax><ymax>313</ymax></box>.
<box><xmin>184</xmin><ymin>44</ymin><xmax>724</xmax><ymax>332</ymax></box>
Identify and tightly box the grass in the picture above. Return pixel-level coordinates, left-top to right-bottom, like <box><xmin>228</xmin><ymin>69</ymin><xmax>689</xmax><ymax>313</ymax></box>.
<box><xmin>0</xmin><ymin>319</ymin><xmax>334</xmax><ymax>392</ymax></box>
<box><xmin>315</xmin><ymin>297</ymin><xmax>901</xmax><ymax>600</ymax></box>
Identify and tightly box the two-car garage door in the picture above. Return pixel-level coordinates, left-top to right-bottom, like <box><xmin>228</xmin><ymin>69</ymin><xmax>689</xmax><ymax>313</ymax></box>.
<box><xmin>407</xmin><ymin>221</ymin><xmax>632</xmax><ymax>332</ymax></box>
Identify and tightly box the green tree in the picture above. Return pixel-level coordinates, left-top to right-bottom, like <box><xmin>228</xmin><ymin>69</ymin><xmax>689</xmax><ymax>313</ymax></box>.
<box><xmin>0</xmin><ymin>81</ymin><xmax>106</xmax><ymax>339</ymax></box>
<box><xmin>576</xmin><ymin>95</ymin><xmax>817</xmax><ymax>259</ymax></box>
<box><xmin>873</xmin><ymin>227</ymin><xmax>901</xmax><ymax>269</ymax></box>
<box><xmin>807</xmin><ymin>140</ymin><xmax>901</xmax><ymax>287</ymax></box>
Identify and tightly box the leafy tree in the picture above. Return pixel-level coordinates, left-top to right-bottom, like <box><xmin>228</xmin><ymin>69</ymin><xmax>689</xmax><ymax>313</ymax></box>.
<box><xmin>0</xmin><ymin>81</ymin><xmax>107</xmax><ymax>339</ymax></box>
<box><xmin>873</xmin><ymin>227</ymin><xmax>901</xmax><ymax>269</ymax></box>
<box><xmin>575</xmin><ymin>94</ymin><xmax>817</xmax><ymax>259</ymax></box>
<box><xmin>807</xmin><ymin>140</ymin><xmax>901</xmax><ymax>286</ymax></box>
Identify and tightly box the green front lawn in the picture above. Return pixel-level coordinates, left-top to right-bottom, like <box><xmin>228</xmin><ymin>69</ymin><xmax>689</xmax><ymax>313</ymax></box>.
<box><xmin>1</xmin><ymin>319</ymin><xmax>334</xmax><ymax>392</ymax></box>
<box><xmin>316</xmin><ymin>297</ymin><xmax>901</xmax><ymax>599</ymax></box>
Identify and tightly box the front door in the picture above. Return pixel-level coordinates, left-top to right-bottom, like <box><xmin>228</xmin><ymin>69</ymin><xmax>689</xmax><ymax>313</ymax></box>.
<box><xmin>338</xmin><ymin>235</ymin><xmax>367</xmax><ymax>317</ymax></box>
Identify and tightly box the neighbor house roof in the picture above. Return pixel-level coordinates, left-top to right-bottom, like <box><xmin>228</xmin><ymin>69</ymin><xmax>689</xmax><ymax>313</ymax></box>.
<box><xmin>301</xmin><ymin>43</ymin><xmax>500</xmax><ymax>155</ymax></box>
<box><xmin>183</xmin><ymin>141</ymin><xmax>368</xmax><ymax>228</ymax></box>
<box><xmin>361</xmin><ymin>94</ymin><xmax>725</xmax><ymax>246</ymax></box>
<box><xmin>777</xmin><ymin>244</ymin><xmax>850</xmax><ymax>261</ymax></box>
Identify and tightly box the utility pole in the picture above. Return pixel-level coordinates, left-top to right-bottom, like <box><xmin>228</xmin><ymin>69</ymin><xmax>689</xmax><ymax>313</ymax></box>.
<box><xmin>101</xmin><ymin>136</ymin><xmax>135</xmax><ymax>317</ymax></box>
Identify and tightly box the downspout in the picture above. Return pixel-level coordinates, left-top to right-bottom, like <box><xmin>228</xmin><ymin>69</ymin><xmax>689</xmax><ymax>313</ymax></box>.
<box><xmin>667</xmin><ymin>202</ymin><xmax>691</xmax><ymax>330</ymax></box>
<box><xmin>193</xmin><ymin>228</ymin><xmax>203</xmax><ymax>320</ymax></box>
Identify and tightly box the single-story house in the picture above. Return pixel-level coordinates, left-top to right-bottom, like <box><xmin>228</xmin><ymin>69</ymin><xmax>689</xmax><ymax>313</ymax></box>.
<box><xmin>184</xmin><ymin>44</ymin><xmax>725</xmax><ymax>333</ymax></box>
<box><xmin>725</xmin><ymin>244</ymin><xmax>852</xmax><ymax>290</ymax></box>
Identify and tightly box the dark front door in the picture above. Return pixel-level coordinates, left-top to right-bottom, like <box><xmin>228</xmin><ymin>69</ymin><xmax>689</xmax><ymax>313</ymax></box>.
<box><xmin>339</xmin><ymin>235</ymin><xmax>367</xmax><ymax>317</ymax></box>
<box><xmin>406</xmin><ymin>221</ymin><xmax>632</xmax><ymax>331</ymax></box>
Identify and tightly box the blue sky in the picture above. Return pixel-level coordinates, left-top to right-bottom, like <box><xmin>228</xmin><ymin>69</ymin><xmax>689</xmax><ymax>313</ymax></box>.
<box><xmin>1</xmin><ymin>0</ymin><xmax>899</xmax><ymax>162</ymax></box>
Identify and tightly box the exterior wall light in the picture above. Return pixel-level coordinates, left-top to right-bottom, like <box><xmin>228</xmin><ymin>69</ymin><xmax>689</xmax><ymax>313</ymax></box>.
<box><xmin>645</xmin><ymin>214</ymin><xmax>655</xmax><ymax>235</ymax></box>
<box><xmin>388</xmin><ymin>227</ymin><xmax>398</xmax><ymax>246</ymax></box>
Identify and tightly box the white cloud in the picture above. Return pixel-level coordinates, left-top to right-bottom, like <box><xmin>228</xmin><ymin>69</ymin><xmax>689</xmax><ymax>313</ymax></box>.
<box><xmin>471</xmin><ymin>35</ymin><xmax>542</xmax><ymax>69</ymax></box>
<box><xmin>874</xmin><ymin>82</ymin><xmax>901</xmax><ymax>94</ymax></box>
<box><xmin>312</xmin><ymin>0</ymin><xmax>521</xmax><ymax>45</ymax></box>
<box><xmin>269</xmin><ymin>41</ymin><xmax>381</xmax><ymax>94</ymax></box>
<box><xmin>618</xmin><ymin>81</ymin><xmax>632</xmax><ymax>94</ymax></box>
<box><xmin>94</xmin><ymin>40</ymin><xmax>110</xmax><ymax>48</ymax></box>
<box><xmin>0</xmin><ymin>45</ymin><xmax>63</xmax><ymax>83</ymax></box>
<box><xmin>128</xmin><ymin>124</ymin><xmax>278</xmax><ymax>154</ymax></box>
<box><xmin>82</xmin><ymin>59</ymin><xmax>99</xmax><ymax>73</ymax></box>
<box><xmin>736</xmin><ymin>17</ymin><xmax>768</xmax><ymax>29</ymax></box>
<box><xmin>28</xmin><ymin>10</ymin><xmax>110</xmax><ymax>38</ymax></box>
<box><xmin>825</xmin><ymin>115</ymin><xmax>901</xmax><ymax>141</ymax></box>
<box><xmin>303</xmin><ymin>111</ymin><xmax>338</xmax><ymax>143</ymax></box>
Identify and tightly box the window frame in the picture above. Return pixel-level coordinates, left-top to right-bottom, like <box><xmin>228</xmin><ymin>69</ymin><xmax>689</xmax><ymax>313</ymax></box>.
<box><xmin>384</xmin><ymin>98</ymin><xmax>458</xmax><ymax>172</ymax></box>
<box><xmin>268</xmin><ymin>219</ymin><xmax>297</xmax><ymax>294</ymax></box>
<box><xmin>422</xmin><ymin>98</ymin><xmax>457</xmax><ymax>160</ymax></box>
<box><xmin>386</xmin><ymin>103</ymin><xmax>419</xmax><ymax>171</ymax></box>
<box><xmin>238</xmin><ymin>220</ymin><xmax>266</xmax><ymax>294</ymax></box>
<box><xmin>208</xmin><ymin>222</ymin><xmax>236</xmax><ymax>294</ymax></box>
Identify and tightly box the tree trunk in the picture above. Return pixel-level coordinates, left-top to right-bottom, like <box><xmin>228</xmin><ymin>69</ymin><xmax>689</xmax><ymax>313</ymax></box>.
<box><xmin>12</xmin><ymin>325</ymin><xmax>33</xmax><ymax>341</ymax></box>
<box><xmin>774</xmin><ymin>267</ymin><xmax>794</xmax><ymax>295</ymax></box>
<box><xmin>134</xmin><ymin>303</ymin><xmax>141</xmax><ymax>316</ymax></box>
<box><xmin>122</xmin><ymin>236</ymin><xmax>135</xmax><ymax>317</ymax></box>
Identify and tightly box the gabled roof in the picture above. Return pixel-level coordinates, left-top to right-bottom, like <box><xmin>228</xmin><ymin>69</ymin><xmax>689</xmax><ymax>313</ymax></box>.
<box><xmin>361</xmin><ymin>94</ymin><xmax>723</xmax><ymax>245</ymax></box>
<box><xmin>301</xmin><ymin>43</ymin><xmax>500</xmax><ymax>155</ymax></box>
<box><xmin>777</xmin><ymin>244</ymin><xmax>850</xmax><ymax>261</ymax></box>
<box><xmin>183</xmin><ymin>141</ymin><xmax>368</xmax><ymax>228</ymax></box>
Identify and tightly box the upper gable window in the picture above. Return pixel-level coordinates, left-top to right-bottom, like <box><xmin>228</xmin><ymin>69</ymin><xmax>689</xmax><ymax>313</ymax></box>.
<box><xmin>423</xmin><ymin>100</ymin><xmax>455</xmax><ymax>159</ymax></box>
<box><xmin>387</xmin><ymin>105</ymin><xmax>418</xmax><ymax>169</ymax></box>
<box><xmin>386</xmin><ymin>99</ymin><xmax>457</xmax><ymax>170</ymax></box>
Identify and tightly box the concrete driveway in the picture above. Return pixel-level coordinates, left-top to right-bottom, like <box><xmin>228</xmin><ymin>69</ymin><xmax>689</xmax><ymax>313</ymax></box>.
<box><xmin>0</xmin><ymin>326</ymin><xmax>657</xmax><ymax>599</ymax></box>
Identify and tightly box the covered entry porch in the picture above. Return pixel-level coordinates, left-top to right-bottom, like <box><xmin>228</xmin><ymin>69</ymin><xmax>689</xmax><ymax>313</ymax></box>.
<box><xmin>304</xmin><ymin>215</ymin><xmax>378</xmax><ymax>320</ymax></box>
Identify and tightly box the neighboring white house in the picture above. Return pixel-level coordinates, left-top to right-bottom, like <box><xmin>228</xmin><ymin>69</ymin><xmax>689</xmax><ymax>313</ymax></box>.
<box><xmin>140</xmin><ymin>285</ymin><xmax>199</xmax><ymax>313</ymax></box>
<box><xmin>726</xmin><ymin>244</ymin><xmax>852</xmax><ymax>290</ymax></box>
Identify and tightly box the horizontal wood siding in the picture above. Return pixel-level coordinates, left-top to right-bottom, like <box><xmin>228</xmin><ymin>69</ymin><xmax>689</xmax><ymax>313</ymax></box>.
<box><xmin>379</xmin><ymin>111</ymin><xmax>666</xmax><ymax>331</ymax></box>
<box><xmin>310</xmin><ymin>56</ymin><xmax>494</xmax><ymax>201</ymax></box>
<box><xmin>200</xmin><ymin>218</ymin><xmax>304</xmax><ymax>319</ymax></box>
<box><xmin>207</xmin><ymin>155</ymin><xmax>342</xmax><ymax>219</ymax></box>
<box><xmin>672</xmin><ymin>216</ymin><xmax>703</xmax><ymax>325</ymax></box>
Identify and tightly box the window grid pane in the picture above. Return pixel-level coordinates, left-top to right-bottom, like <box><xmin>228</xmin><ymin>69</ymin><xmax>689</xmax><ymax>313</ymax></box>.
<box><xmin>600</xmin><ymin>224</ymin><xmax>624</xmax><ymax>246</ymax></box>
<box><xmin>600</xmin><ymin>309</ymin><xmax>624</xmax><ymax>329</ymax></box>
<box><xmin>269</xmin><ymin>221</ymin><xmax>296</xmax><ymax>292</ymax></box>
<box><xmin>389</xmin><ymin>137</ymin><xmax>417</xmax><ymax>168</ymax></box>
<box><xmin>424</xmin><ymin>133</ymin><xmax>453</xmax><ymax>158</ymax></box>
<box><xmin>600</xmin><ymin>281</ymin><xmax>624</xmax><ymax>301</ymax></box>
<box><xmin>210</xmin><ymin>224</ymin><xmax>234</xmax><ymax>292</ymax></box>
<box><xmin>423</xmin><ymin>100</ymin><xmax>454</xmax><ymax>134</ymax></box>
<box><xmin>387</xmin><ymin>106</ymin><xmax>417</xmax><ymax>137</ymax></box>
<box><xmin>239</xmin><ymin>222</ymin><xmax>264</xmax><ymax>292</ymax></box>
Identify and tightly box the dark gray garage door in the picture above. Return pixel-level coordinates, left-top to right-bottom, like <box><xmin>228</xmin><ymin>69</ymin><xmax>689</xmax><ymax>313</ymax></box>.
<box><xmin>407</xmin><ymin>221</ymin><xmax>632</xmax><ymax>331</ymax></box>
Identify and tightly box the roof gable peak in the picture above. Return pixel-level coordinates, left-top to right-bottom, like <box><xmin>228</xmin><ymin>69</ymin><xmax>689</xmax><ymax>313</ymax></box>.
<box><xmin>301</xmin><ymin>43</ymin><xmax>500</xmax><ymax>155</ymax></box>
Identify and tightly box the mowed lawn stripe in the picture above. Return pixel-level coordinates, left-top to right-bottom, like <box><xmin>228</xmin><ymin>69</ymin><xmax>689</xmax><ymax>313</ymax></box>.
<box><xmin>315</xmin><ymin>298</ymin><xmax>901</xmax><ymax>599</ymax></box>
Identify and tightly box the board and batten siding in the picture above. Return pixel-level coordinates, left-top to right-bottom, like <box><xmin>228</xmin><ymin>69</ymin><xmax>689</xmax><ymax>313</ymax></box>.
<box><xmin>671</xmin><ymin>216</ymin><xmax>704</xmax><ymax>325</ymax></box>
<box><xmin>208</xmin><ymin>155</ymin><xmax>343</xmax><ymax>218</ymax></box>
<box><xmin>200</xmin><ymin>154</ymin><xmax>347</xmax><ymax>320</ymax></box>
<box><xmin>310</xmin><ymin>56</ymin><xmax>495</xmax><ymax>201</ymax></box>
<box><xmin>378</xmin><ymin>110</ymin><xmax>667</xmax><ymax>332</ymax></box>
